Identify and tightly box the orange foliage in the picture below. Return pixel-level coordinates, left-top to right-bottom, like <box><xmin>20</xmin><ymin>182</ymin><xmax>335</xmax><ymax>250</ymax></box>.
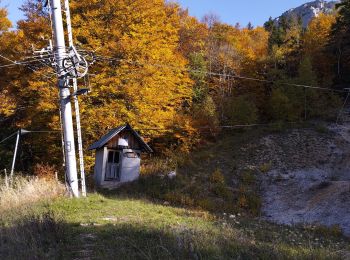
<box><xmin>303</xmin><ymin>13</ymin><xmax>337</xmax><ymax>86</ymax></box>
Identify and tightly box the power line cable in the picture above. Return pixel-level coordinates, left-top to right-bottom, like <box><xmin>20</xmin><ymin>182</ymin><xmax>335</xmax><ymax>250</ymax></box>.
<box><xmin>0</xmin><ymin>54</ymin><xmax>51</xmax><ymax>72</ymax></box>
<box><xmin>336</xmin><ymin>89</ymin><xmax>350</xmax><ymax>124</ymax></box>
<box><xmin>0</xmin><ymin>53</ymin><xmax>59</xmax><ymax>81</ymax></box>
<box><xmin>93</xmin><ymin>54</ymin><xmax>347</xmax><ymax>93</ymax></box>
<box><xmin>0</xmin><ymin>131</ymin><xmax>18</xmax><ymax>144</ymax></box>
<box><xmin>0</xmin><ymin>57</ymin><xmax>54</xmax><ymax>68</ymax></box>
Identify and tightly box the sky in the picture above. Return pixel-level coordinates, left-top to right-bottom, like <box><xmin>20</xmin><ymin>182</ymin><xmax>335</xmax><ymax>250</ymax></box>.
<box><xmin>3</xmin><ymin>0</ymin><xmax>310</xmax><ymax>28</ymax></box>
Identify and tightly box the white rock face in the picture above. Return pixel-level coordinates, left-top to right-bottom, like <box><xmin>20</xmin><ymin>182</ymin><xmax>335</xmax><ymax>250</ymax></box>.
<box><xmin>276</xmin><ymin>0</ymin><xmax>339</xmax><ymax>28</ymax></box>
<box><xmin>258</xmin><ymin>124</ymin><xmax>350</xmax><ymax>236</ymax></box>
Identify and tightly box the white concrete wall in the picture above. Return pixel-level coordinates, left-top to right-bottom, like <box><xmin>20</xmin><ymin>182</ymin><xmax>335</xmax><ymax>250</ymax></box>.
<box><xmin>120</xmin><ymin>150</ymin><xmax>141</xmax><ymax>183</ymax></box>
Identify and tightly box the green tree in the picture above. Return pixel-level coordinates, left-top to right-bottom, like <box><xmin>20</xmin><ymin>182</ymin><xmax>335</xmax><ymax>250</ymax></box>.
<box><xmin>225</xmin><ymin>95</ymin><xmax>258</xmax><ymax>125</ymax></box>
<box><xmin>189</xmin><ymin>52</ymin><xmax>208</xmax><ymax>102</ymax></box>
<box><xmin>328</xmin><ymin>0</ymin><xmax>350</xmax><ymax>83</ymax></box>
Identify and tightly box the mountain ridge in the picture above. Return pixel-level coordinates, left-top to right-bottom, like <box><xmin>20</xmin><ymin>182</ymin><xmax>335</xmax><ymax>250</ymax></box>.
<box><xmin>275</xmin><ymin>0</ymin><xmax>339</xmax><ymax>27</ymax></box>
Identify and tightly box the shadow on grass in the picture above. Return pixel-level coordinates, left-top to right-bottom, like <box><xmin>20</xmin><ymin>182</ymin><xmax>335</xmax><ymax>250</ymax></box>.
<box><xmin>0</xmin><ymin>214</ymin><xmax>244</xmax><ymax>259</ymax></box>
<box><xmin>0</xmin><ymin>211</ymin><xmax>346</xmax><ymax>260</ymax></box>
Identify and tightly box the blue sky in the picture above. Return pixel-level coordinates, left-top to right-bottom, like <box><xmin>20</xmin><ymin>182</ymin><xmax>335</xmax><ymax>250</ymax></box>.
<box><xmin>3</xmin><ymin>0</ymin><xmax>309</xmax><ymax>27</ymax></box>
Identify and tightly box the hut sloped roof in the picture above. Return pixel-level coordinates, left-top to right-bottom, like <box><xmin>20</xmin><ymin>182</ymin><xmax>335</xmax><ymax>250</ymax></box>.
<box><xmin>88</xmin><ymin>124</ymin><xmax>152</xmax><ymax>152</ymax></box>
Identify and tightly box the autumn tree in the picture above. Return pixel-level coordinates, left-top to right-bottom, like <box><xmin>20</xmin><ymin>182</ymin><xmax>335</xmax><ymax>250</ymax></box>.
<box><xmin>328</xmin><ymin>0</ymin><xmax>350</xmax><ymax>84</ymax></box>
<box><xmin>0</xmin><ymin>6</ymin><xmax>16</xmax><ymax>168</ymax></box>
<box><xmin>69</xmin><ymin>0</ymin><xmax>195</xmax><ymax>152</ymax></box>
<box><xmin>0</xmin><ymin>0</ymin><xmax>196</xmax><ymax>171</ymax></box>
<box><xmin>178</xmin><ymin>9</ymin><xmax>208</xmax><ymax>58</ymax></box>
<box><xmin>303</xmin><ymin>13</ymin><xmax>336</xmax><ymax>86</ymax></box>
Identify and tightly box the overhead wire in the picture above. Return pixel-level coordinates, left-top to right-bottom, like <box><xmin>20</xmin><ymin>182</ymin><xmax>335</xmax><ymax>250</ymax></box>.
<box><xmin>0</xmin><ymin>57</ymin><xmax>53</xmax><ymax>68</ymax></box>
<box><xmin>0</xmin><ymin>131</ymin><xmax>18</xmax><ymax>145</ymax></box>
<box><xmin>0</xmin><ymin>48</ymin><xmax>348</xmax><ymax>140</ymax></box>
<box><xmin>0</xmin><ymin>53</ymin><xmax>51</xmax><ymax>71</ymax></box>
<box><xmin>336</xmin><ymin>89</ymin><xmax>350</xmax><ymax>124</ymax></box>
<box><xmin>0</xmin><ymin>53</ymin><xmax>60</xmax><ymax>81</ymax></box>
<box><xmin>92</xmin><ymin>54</ymin><xmax>347</xmax><ymax>93</ymax></box>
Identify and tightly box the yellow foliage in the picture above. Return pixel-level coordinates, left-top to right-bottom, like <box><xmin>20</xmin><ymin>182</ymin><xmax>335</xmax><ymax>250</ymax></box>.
<box><xmin>304</xmin><ymin>13</ymin><xmax>336</xmax><ymax>55</ymax></box>
<box><xmin>68</xmin><ymin>0</ymin><xmax>195</xmax><ymax>154</ymax></box>
<box><xmin>303</xmin><ymin>13</ymin><xmax>337</xmax><ymax>85</ymax></box>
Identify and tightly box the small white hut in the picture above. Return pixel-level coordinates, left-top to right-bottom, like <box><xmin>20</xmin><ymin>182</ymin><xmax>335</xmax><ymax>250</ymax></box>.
<box><xmin>88</xmin><ymin>124</ymin><xmax>152</xmax><ymax>188</ymax></box>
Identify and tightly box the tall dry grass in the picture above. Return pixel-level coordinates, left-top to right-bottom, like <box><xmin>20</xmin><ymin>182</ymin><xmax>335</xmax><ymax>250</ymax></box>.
<box><xmin>0</xmin><ymin>176</ymin><xmax>66</xmax><ymax>212</ymax></box>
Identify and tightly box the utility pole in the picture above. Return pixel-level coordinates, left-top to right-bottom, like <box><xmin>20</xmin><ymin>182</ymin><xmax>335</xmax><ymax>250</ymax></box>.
<box><xmin>50</xmin><ymin>0</ymin><xmax>79</xmax><ymax>197</ymax></box>
<box><xmin>64</xmin><ymin>0</ymin><xmax>87</xmax><ymax>197</ymax></box>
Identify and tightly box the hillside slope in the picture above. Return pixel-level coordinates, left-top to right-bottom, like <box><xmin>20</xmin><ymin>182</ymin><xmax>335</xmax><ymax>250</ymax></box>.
<box><xmin>1</xmin><ymin>194</ymin><xmax>349</xmax><ymax>259</ymax></box>
<box><xmin>119</xmin><ymin>122</ymin><xmax>350</xmax><ymax>237</ymax></box>
<box><xmin>228</xmin><ymin>123</ymin><xmax>350</xmax><ymax>236</ymax></box>
<box><xmin>261</xmin><ymin>125</ymin><xmax>350</xmax><ymax>236</ymax></box>
<box><xmin>2</xmin><ymin>124</ymin><xmax>350</xmax><ymax>259</ymax></box>
<box><xmin>139</xmin><ymin>122</ymin><xmax>350</xmax><ymax>237</ymax></box>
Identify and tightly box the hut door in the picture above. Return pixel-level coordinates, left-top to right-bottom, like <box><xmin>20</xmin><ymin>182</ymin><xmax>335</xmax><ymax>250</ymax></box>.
<box><xmin>105</xmin><ymin>150</ymin><xmax>120</xmax><ymax>181</ymax></box>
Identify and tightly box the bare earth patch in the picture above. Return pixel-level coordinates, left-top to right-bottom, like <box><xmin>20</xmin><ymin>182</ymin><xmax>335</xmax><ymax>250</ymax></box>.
<box><xmin>239</xmin><ymin>124</ymin><xmax>350</xmax><ymax>236</ymax></box>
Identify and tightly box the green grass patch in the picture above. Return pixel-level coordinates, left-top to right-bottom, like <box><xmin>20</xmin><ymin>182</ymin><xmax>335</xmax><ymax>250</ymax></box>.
<box><xmin>1</xmin><ymin>194</ymin><xmax>349</xmax><ymax>259</ymax></box>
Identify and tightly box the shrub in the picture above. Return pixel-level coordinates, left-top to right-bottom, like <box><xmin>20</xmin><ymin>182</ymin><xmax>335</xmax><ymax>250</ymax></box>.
<box><xmin>268</xmin><ymin>87</ymin><xmax>305</xmax><ymax>121</ymax></box>
<box><xmin>209</xmin><ymin>169</ymin><xmax>232</xmax><ymax>199</ymax></box>
<box><xmin>314</xmin><ymin>125</ymin><xmax>329</xmax><ymax>134</ymax></box>
<box><xmin>211</xmin><ymin>184</ymin><xmax>232</xmax><ymax>199</ymax></box>
<box><xmin>236</xmin><ymin>170</ymin><xmax>261</xmax><ymax>216</ymax></box>
<box><xmin>33</xmin><ymin>163</ymin><xmax>57</xmax><ymax>180</ymax></box>
<box><xmin>192</xmin><ymin>95</ymin><xmax>219</xmax><ymax>132</ymax></box>
<box><xmin>210</xmin><ymin>169</ymin><xmax>225</xmax><ymax>185</ymax></box>
<box><xmin>240</xmin><ymin>170</ymin><xmax>256</xmax><ymax>185</ymax></box>
<box><xmin>237</xmin><ymin>189</ymin><xmax>261</xmax><ymax>216</ymax></box>
<box><xmin>268</xmin><ymin>121</ymin><xmax>288</xmax><ymax>133</ymax></box>
<box><xmin>314</xmin><ymin>225</ymin><xmax>343</xmax><ymax>238</ymax></box>
<box><xmin>164</xmin><ymin>191</ymin><xmax>195</xmax><ymax>207</ymax></box>
<box><xmin>225</xmin><ymin>95</ymin><xmax>258</xmax><ymax>125</ymax></box>
<box><xmin>259</xmin><ymin>162</ymin><xmax>272</xmax><ymax>174</ymax></box>
<box><xmin>197</xmin><ymin>198</ymin><xmax>216</xmax><ymax>211</ymax></box>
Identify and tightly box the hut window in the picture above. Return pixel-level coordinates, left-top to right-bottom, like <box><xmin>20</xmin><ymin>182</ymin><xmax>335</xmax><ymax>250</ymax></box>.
<box><xmin>108</xmin><ymin>151</ymin><xmax>120</xmax><ymax>163</ymax></box>
<box><xmin>124</xmin><ymin>152</ymin><xmax>139</xmax><ymax>158</ymax></box>
<box><xmin>114</xmin><ymin>153</ymin><xmax>120</xmax><ymax>163</ymax></box>
<box><xmin>108</xmin><ymin>151</ymin><xmax>114</xmax><ymax>163</ymax></box>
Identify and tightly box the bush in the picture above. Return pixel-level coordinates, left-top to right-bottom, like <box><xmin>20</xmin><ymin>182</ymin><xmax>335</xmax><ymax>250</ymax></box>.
<box><xmin>33</xmin><ymin>163</ymin><xmax>57</xmax><ymax>180</ymax></box>
<box><xmin>237</xmin><ymin>188</ymin><xmax>261</xmax><ymax>216</ymax></box>
<box><xmin>192</xmin><ymin>95</ymin><xmax>219</xmax><ymax>130</ymax></box>
<box><xmin>306</xmin><ymin>91</ymin><xmax>342</xmax><ymax>120</ymax></box>
<box><xmin>259</xmin><ymin>162</ymin><xmax>272</xmax><ymax>174</ymax></box>
<box><xmin>314</xmin><ymin>225</ymin><xmax>343</xmax><ymax>238</ymax></box>
<box><xmin>240</xmin><ymin>170</ymin><xmax>256</xmax><ymax>185</ymax></box>
<box><xmin>197</xmin><ymin>198</ymin><xmax>216</xmax><ymax>211</ymax></box>
<box><xmin>164</xmin><ymin>191</ymin><xmax>195</xmax><ymax>207</ymax></box>
<box><xmin>225</xmin><ymin>95</ymin><xmax>258</xmax><ymax>125</ymax></box>
<box><xmin>314</xmin><ymin>124</ymin><xmax>329</xmax><ymax>134</ymax></box>
<box><xmin>209</xmin><ymin>169</ymin><xmax>232</xmax><ymax>199</ymax></box>
<box><xmin>236</xmin><ymin>170</ymin><xmax>261</xmax><ymax>216</ymax></box>
<box><xmin>209</xmin><ymin>169</ymin><xmax>225</xmax><ymax>185</ymax></box>
<box><xmin>268</xmin><ymin>88</ymin><xmax>301</xmax><ymax>121</ymax></box>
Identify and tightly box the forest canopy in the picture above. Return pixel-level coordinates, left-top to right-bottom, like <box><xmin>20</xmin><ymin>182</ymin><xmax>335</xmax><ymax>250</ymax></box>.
<box><xmin>0</xmin><ymin>0</ymin><xmax>349</xmax><ymax>173</ymax></box>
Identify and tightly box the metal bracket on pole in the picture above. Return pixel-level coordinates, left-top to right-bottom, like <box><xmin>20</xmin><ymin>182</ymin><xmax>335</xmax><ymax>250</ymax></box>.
<box><xmin>10</xmin><ymin>129</ymin><xmax>21</xmax><ymax>178</ymax></box>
